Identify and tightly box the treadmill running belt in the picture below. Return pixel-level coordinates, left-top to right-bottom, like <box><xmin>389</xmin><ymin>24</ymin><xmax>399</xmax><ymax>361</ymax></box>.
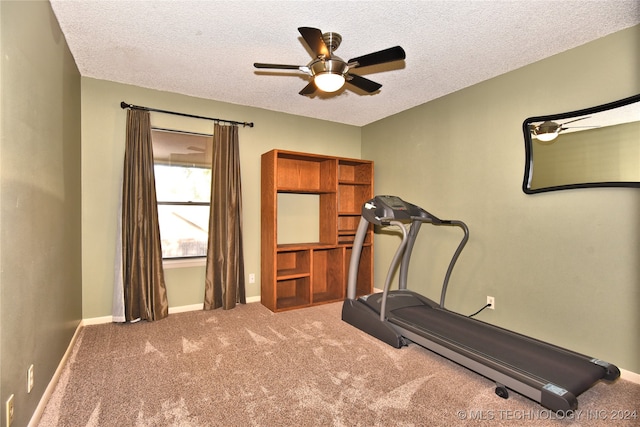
<box><xmin>390</xmin><ymin>305</ymin><xmax>605</xmax><ymax>395</ymax></box>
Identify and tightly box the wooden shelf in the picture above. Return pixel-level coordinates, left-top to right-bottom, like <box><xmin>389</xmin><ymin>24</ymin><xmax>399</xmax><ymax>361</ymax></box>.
<box><xmin>261</xmin><ymin>149</ymin><xmax>374</xmax><ymax>312</ymax></box>
<box><xmin>277</xmin><ymin>270</ymin><xmax>310</xmax><ymax>280</ymax></box>
<box><xmin>277</xmin><ymin>187</ymin><xmax>336</xmax><ymax>194</ymax></box>
<box><xmin>338</xmin><ymin>230</ymin><xmax>358</xmax><ymax>235</ymax></box>
<box><xmin>339</xmin><ymin>180</ymin><xmax>370</xmax><ymax>185</ymax></box>
<box><xmin>277</xmin><ymin>243</ymin><xmax>336</xmax><ymax>251</ymax></box>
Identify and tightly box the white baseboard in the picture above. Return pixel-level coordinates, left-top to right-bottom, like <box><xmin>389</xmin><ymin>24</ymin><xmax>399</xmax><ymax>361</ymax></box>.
<box><xmin>169</xmin><ymin>303</ymin><xmax>203</xmax><ymax>314</ymax></box>
<box><xmin>28</xmin><ymin>322</ymin><xmax>83</xmax><ymax>427</ymax></box>
<box><xmin>81</xmin><ymin>315</ymin><xmax>113</xmax><ymax>326</ymax></box>
<box><xmin>620</xmin><ymin>368</ymin><xmax>640</xmax><ymax>384</ymax></box>
<box><xmin>82</xmin><ymin>297</ymin><xmax>262</xmax><ymax>325</ymax></box>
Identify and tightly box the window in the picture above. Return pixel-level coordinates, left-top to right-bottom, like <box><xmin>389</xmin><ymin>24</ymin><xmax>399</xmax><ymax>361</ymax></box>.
<box><xmin>152</xmin><ymin>129</ymin><xmax>212</xmax><ymax>259</ymax></box>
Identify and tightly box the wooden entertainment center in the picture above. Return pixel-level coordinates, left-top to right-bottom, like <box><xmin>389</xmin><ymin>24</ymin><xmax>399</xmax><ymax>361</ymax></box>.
<box><xmin>261</xmin><ymin>149</ymin><xmax>374</xmax><ymax>312</ymax></box>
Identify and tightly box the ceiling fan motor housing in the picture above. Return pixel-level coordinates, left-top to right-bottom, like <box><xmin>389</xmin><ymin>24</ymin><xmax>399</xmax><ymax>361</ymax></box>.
<box><xmin>537</xmin><ymin>121</ymin><xmax>560</xmax><ymax>134</ymax></box>
<box><xmin>310</xmin><ymin>57</ymin><xmax>348</xmax><ymax>77</ymax></box>
<box><xmin>322</xmin><ymin>32</ymin><xmax>342</xmax><ymax>52</ymax></box>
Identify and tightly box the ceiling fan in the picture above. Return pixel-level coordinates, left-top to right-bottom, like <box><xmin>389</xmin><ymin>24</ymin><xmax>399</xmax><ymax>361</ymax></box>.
<box><xmin>529</xmin><ymin>116</ymin><xmax>598</xmax><ymax>144</ymax></box>
<box><xmin>254</xmin><ymin>27</ymin><xmax>406</xmax><ymax>96</ymax></box>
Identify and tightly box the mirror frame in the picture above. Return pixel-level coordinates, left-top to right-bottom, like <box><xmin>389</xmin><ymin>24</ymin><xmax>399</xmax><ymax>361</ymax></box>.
<box><xmin>522</xmin><ymin>93</ymin><xmax>640</xmax><ymax>194</ymax></box>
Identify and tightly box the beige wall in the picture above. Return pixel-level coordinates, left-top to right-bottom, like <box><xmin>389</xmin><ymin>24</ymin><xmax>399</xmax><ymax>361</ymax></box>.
<box><xmin>362</xmin><ymin>25</ymin><xmax>640</xmax><ymax>373</ymax></box>
<box><xmin>81</xmin><ymin>78</ymin><xmax>361</xmax><ymax>318</ymax></box>
<box><xmin>1</xmin><ymin>2</ymin><xmax>82</xmax><ymax>426</ymax></box>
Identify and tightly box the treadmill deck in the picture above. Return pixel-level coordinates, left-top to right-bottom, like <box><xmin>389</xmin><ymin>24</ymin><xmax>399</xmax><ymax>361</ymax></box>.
<box><xmin>362</xmin><ymin>291</ymin><xmax>606</xmax><ymax>396</ymax></box>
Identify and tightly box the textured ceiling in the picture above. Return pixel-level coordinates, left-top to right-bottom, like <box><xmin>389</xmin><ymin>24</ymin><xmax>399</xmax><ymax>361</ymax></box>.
<box><xmin>50</xmin><ymin>0</ymin><xmax>640</xmax><ymax>126</ymax></box>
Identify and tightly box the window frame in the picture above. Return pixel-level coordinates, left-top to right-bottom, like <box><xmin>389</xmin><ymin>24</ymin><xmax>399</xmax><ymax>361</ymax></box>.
<box><xmin>151</xmin><ymin>128</ymin><xmax>213</xmax><ymax>263</ymax></box>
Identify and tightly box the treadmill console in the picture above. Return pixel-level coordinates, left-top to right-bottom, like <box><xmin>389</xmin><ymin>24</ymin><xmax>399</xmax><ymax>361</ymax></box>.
<box><xmin>362</xmin><ymin>195</ymin><xmax>439</xmax><ymax>225</ymax></box>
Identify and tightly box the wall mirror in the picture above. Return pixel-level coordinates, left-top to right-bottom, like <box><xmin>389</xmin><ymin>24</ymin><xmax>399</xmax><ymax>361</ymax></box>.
<box><xmin>522</xmin><ymin>94</ymin><xmax>640</xmax><ymax>194</ymax></box>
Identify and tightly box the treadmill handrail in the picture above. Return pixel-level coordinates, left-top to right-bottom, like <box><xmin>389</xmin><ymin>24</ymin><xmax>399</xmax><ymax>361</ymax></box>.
<box><xmin>398</xmin><ymin>218</ymin><xmax>469</xmax><ymax>308</ymax></box>
<box><xmin>346</xmin><ymin>217</ymin><xmax>370</xmax><ymax>300</ymax></box>
<box><xmin>379</xmin><ymin>220</ymin><xmax>409</xmax><ymax>321</ymax></box>
<box><xmin>438</xmin><ymin>220</ymin><xmax>468</xmax><ymax>307</ymax></box>
<box><xmin>347</xmin><ymin>197</ymin><xmax>469</xmax><ymax>308</ymax></box>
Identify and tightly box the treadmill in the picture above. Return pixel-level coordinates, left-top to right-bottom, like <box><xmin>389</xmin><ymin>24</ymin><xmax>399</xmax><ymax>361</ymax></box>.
<box><xmin>342</xmin><ymin>195</ymin><xmax>619</xmax><ymax>412</ymax></box>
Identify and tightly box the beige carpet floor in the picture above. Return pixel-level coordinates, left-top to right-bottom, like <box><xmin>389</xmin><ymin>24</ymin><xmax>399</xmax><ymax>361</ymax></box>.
<box><xmin>37</xmin><ymin>301</ymin><xmax>639</xmax><ymax>426</ymax></box>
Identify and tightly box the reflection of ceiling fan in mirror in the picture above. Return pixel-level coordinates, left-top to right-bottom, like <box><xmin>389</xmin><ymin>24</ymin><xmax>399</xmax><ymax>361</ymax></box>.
<box><xmin>152</xmin><ymin>129</ymin><xmax>212</xmax><ymax>167</ymax></box>
<box><xmin>529</xmin><ymin>116</ymin><xmax>599</xmax><ymax>144</ymax></box>
<box><xmin>254</xmin><ymin>27</ymin><xmax>406</xmax><ymax>96</ymax></box>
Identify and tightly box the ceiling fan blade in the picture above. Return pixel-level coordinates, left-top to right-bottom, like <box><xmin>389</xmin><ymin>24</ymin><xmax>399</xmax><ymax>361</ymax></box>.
<box><xmin>254</xmin><ymin>63</ymin><xmax>303</xmax><ymax>70</ymax></box>
<box><xmin>560</xmin><ymin>116</ymin><xmax>590</xmax><ymax>126</ymax></box>
<box><xmin>348</xmin><ymin>46</ymin><xmax>406</xmax><ymax>68</ymax></box>
<box><xmin>299</xmin><ymin>82</ymin><xmax>316</xmax><ymax>96</ymax></box>
<box><xmin>347</xmin><ymin>74</ymin><xmax>382</xmax><ymax>93</ymax></box>
<box><xmin>298</xmin><ymin>27</ymin><xmax>329</xmax><ymax>58</ymax></box>
<box><xmin>560</xmin><ymin>126</ymin><xmax>600</xmax><ymax>133</ymax></box>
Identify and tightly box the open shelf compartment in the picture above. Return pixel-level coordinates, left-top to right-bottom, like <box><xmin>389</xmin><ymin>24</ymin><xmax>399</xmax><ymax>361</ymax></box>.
<box><xmin>339</xmin><ymin>183</ymin><xmax>372</xmax><ymax>214</ymax></box>
<box><xmin>276</xmin><ymin>153</ymin><xmax>337</xmax><ymax>193</ymax></box>
<box><xmin>338</xmin><ymin>160</ymin><xmax>372</xmax><ymax>184</ymax></box>
<box><xmin>276</xmin><ymin>277</ymin><xmax>311</xmax><ymax>310</ymax></box>
<box><xmin>311</xmin><ymin>247</ymin><xmax>345</xmax><ymax>304</ymax></box>
<box><xmin>276</xmin><ymin>249</ymin><xmax>311</xmax><ymax>279</ymax></box>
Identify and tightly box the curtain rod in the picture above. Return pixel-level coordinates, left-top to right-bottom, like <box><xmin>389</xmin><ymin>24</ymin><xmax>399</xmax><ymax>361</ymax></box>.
<box><xmin>152</xmin><ymin>127</ymin><xmax>213</xmax><ymax>137</ymax></box>
<box><xmin>120</xmin><ymin>101</ymin><xmax>254</xmax><ymax>128</ymax></box>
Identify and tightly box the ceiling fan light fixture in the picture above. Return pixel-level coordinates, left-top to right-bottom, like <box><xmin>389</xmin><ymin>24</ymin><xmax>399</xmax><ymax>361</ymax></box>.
<box><xmin>309</xmin><ymin>58</ymin><xmax>348</xmax><ymax>92</ymax></box>
<box><xmin>531</xmin><ymin>121</ymin><xmax>561</xmax><ymax>144</ymax></box>
<box><xmin>314</xmin><ymin>72</ymin><xmax>346</xmax><ymax>92</ymax></box>
<box><xmin>534</xmin><ymin>131</ymin><xmax>559</xmax><ymax>143</ymax></box>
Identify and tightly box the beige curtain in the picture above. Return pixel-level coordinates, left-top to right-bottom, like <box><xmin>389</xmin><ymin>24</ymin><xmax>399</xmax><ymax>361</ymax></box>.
<box><xmin>121</xmin><ymin>109</ymin><xmax>169</xmax><ymax>321</ymax></box>
<box><xmin>204</xmin><ymin>124</ymin><xmax>246</xmax><ymax>310</ymax></box>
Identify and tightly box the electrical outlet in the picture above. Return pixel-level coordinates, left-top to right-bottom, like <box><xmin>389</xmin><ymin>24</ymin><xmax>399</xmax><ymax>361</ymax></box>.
<box><xmin>487</xmin><ymin>296</ymin><xmax>495</xmax><ymax>310</ymax></box>
<box><xmin>27</xmin><ymin>364</ymin><xmax>34</xmax><ymax>393</ymax></box>
<box><xmin>248</xmin><ymin>273</ymin><xmax>255</xmax><ymax>284</ymax></box>
<box><xmin>5</xmin><ymin>394</ymin><xmax>14</xmax><ymax>427</ymax></box>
